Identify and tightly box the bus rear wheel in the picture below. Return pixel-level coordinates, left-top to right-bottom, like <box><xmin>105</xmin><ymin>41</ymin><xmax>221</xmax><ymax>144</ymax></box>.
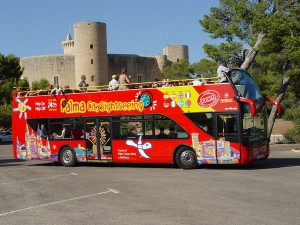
<box><xmin>175</xmin><ymin>147</ymin><xmax>198</xmax><ymax>169</ymax></box>
<box><xmin>60</xmin><ymin>147</ymin><xmax>76</xmax><ymax>167</ymax></box>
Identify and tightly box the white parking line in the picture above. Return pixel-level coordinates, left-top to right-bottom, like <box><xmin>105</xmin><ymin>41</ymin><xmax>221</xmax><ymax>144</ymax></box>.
<box><xmin>0</xmin><ymin>173</ymin><xmax>78</xmax><ymax>185</ymax></box>
<box><xmin>0</xmin><ymin>189</ymin><xmax>119</xmax><ymax>217</ymax></box>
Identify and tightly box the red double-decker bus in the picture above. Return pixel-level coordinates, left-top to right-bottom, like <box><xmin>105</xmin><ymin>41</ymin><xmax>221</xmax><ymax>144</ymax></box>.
<box><xmin>12</xmin><ymin>69</ymin><xmax>280</xmax><ymax>169</ymax></box>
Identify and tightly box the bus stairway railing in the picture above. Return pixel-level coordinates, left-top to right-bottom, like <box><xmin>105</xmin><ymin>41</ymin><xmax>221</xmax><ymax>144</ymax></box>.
<box><xmin>234</xmin><ymin>96</ymin><xmax>256</xmax><ymax>116</ymax></box>
<box><xmin>264</xmin><ymin>97</ymin><xmax>281</xmax><ymax>115</ymax></box>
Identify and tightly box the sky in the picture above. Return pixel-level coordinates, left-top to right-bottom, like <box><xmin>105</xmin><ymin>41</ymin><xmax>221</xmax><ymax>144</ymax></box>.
<box><xmin>0</xmin><ymin>0</ymin><xmax>221</xmax><ymax>64</ymax></box>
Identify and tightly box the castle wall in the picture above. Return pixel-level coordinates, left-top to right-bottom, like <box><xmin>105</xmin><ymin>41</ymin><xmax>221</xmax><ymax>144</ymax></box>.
<box><xmin>73</xmin><ymin>22</ymin><xmax>108</xmax><ymax>87</ymax></box>
<box><xmin>19</xmin><ymin>22</ymin><xmax>189</xmax><ymax>89</ymax></box>
<box><xmin>107</xmin><ymin>54</ymin><xmax>165</xmax><ymax>84</ymax></box>
<box><xmin>20</xmin><ymin>55</ymin><xmax>75</xmax><ymax>88</ymax></box>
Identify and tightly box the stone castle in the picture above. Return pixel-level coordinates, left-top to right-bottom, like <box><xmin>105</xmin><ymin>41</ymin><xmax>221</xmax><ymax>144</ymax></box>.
<box><xmin>20</xmin><ymin>21</ymin><xmax>189</xmax><ymax>88</ymax></box>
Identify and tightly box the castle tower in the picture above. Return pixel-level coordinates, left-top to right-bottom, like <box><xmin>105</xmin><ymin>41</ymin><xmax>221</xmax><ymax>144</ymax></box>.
<box><xmin>73</xmin><ymin>22</ymin><xmax>108</xmax><ymax>87</ymax></box>
<box><xmin>62</xmin><ymin>33</ymin><xmax>75</xmax><ymax>55</ymax></box>
<box><xmin>163</xmin><ymin>45</ymin><xmax>189</xmax><ymax>63</ymax></box>
<box><xmin>154</xmin><ymin>55</ymin><xmax>168</xmax><ymax>73</ymax></box>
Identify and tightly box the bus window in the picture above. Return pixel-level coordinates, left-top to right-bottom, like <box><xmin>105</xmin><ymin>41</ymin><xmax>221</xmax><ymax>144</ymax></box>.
<box><xmin>27</xmin><ymin>119</ymin><xmax>49</xmax><ymax>138</ymax></box>
<box><xmin>242</xmin><ymin>109</ymin><xmax>267</xmax><ymax>145</ymax></box>
<box><xmin>184</xmin><ymin>113</ymin><xmax>214</xmax><ymax>136</ymax></box>
<box><xmin>113</xmin><ymin>117</ymin><xmax>153</xmax><ymax>139</ymax></box>
<box><xmin>154</xmin><ymin>115</ymin><xmax>188</xmax><ymax>139</ymax></box>
<box><xmin>48</xmin><ymin>119</ymin><xmax>73</xmax><ymax>139</ymax></box>
<box><xmin>216</xmin><ymin>114</ymin><xmax>238</xmax><ymax>143</ymax></box>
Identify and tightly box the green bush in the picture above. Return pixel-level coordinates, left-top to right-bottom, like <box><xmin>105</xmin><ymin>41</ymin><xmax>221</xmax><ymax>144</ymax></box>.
<box><xmin>282</xmin><ymin>106</ymin><xmax>300</xmax><ymax>121</ymax></box>
<box><xmin>283</xmin><ymin>119</ymin><xmax>300</xmax><ymax>143</ymax></box>
<box><xmin>0</xmin><ymin>103</ymin><xmax>12</xmax><ymax>130</ymax></box>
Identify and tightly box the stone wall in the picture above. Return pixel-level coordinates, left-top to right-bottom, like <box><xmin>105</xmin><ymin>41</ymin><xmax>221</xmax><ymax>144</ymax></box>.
<box><xmin>20</xmin><ymin>55</ymin><xmax>75</xmax><ymax>88</ymax></box>
<box><xmin>107</xmin><ymin>54</ymin><xmax>165</xmax><ymax>84</ymax></box>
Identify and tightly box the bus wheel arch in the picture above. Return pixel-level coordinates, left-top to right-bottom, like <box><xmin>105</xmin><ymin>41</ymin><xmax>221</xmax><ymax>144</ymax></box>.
<box><xmin>59</xmin><ymin>145</ymin><xmax>77</xmax><ymax>167</ymax></box>
<box><xmin>174</xmin><ymin>145</ymin><xmax>198</xmax><ymax>169</ymax></box>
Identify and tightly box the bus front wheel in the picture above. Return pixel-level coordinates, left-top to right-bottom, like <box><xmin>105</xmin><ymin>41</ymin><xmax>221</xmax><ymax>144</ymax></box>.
<box><xmin>60</xmin><ymin>147</ymin><xmax>76</xmax><ymax>167</ymax></box>
<box><xmin>175</xmin><ymin>147</ymin><xmax>198</xmax><ymax>169</ymax></box>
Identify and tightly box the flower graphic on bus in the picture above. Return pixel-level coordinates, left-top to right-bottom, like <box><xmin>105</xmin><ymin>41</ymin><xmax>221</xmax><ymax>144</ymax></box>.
<box><xmin>88</xmin><ymin>126</ymin><xmax>107</xmax><ymax>145</ymax></box>
<box><xmin>126</xmin><ymin>135</ymin><xmax>152</xmax><ymax>159</ymax></box>
<box><xmin>135</xmin><ymin>91</ymin><xmax>157</xmax><ymax>111</ymax></box>
<box><xmin>13</xmin><ymin>98</ymin><xmax>32</xmax><ymax>120</ymax></box>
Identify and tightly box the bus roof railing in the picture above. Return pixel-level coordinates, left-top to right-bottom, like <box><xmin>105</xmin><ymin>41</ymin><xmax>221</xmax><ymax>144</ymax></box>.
<box><xmin>14</xmin><ymin>76</ymin><xmax>220</xmax><ymax>96</ymax></box>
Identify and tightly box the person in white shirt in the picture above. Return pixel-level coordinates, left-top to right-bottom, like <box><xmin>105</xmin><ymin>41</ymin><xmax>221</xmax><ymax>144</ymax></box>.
<box><xmin>108</xmin><ymin>75</ymin><xmax>119</xmax><ymax>90</ymax></box>
<box><xmin>192</xmin><ymin>74</ymin><xmax>203</xmax><ymax>86</ymax></box>
<box><xmin>217</xmin><ymin>59</ymin><xmax>229</xmax><ymax>83</ymax></box>
<box><xmin>50</xmin><ymin>84</ymin><xmax>62</xmax><ymax>95</ymax></box>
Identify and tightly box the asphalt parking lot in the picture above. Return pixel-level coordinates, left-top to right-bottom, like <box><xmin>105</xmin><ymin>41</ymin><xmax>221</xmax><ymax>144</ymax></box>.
<box><xmin>0</xmin><ymin>143</ymin><xmax>300</xmax><ymax>225</ymax></box>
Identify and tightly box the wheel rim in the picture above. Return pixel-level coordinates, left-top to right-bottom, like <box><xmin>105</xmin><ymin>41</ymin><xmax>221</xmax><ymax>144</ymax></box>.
<box><xmin>180</xmin><ymin>150</ymin><xmax>196</xmax><ymax>167</ymax></box>
<box><xmin>62</xmin><ymin>149</ymin><xmax>73</xmax><ymax>164</ymax></box>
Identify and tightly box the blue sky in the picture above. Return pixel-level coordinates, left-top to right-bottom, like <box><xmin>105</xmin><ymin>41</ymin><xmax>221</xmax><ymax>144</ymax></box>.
<box><xmin>0</xmin><ymin>0</ymin><xmax>221</xmax><ymax>64</ymax></box>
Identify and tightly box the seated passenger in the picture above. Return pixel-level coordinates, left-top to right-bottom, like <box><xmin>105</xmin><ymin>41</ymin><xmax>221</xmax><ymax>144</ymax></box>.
<box><xmin>127</xmin><ymin>126</ymin><xmax>137</xmax><ymax>138</ymax></box>
<box><xmin>192</xmin><ymin>75</ymin><xmax>203</xmax><ymax>86</ymax></box>
<box><xmin>50</xmin><ymin>84</ymin><xmax>62</xmax><ymax>95</ymax></box>
<box><xmin>72</xmin><ymin>125</ymin><xmax>84</xmax><ymax>139</ymax></box>
<box><xmin>63</xmin><ymin>85</ymin><xmax>73</xmax><ymax>94</ymax></box>
<box><xmin>168</xmin><ymin>127</ymin><xmax>177</xmax><ymax>139</ymax></box>
<box><xmin>39</xmin><ymin>124</ymin><xmax>48</xmax><ymax>138</ymax></box>
<box><xmin>156</xmin><ymin>127</ymin><xmax>168</xmax><ymax>139</ymax></box>
<box><xmin>53</xmin><ymin>125</ymin><xmax>72</xmax><ymax>139</ymax></box>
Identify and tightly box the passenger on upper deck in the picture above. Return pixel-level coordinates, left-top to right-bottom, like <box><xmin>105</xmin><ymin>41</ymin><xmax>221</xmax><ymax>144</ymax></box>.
<box><xmin>152</xmin><ymin>78</ymin><xmax>160</xmax><ymax>88</ymax></box>
<box><xmin>192</xmin><ymin>74</ymin><xmax>203</xmax><ymax>86</ymax></box>
<box><xmin>217</xmin><ymin>59</ymin><xmax>229</xmax><ymax>83</ymax></box>
<box><xmin>50</xmin><ymin>84</ymin><xmax>62</xmax><ymax>95</ymax></box>
<box><xmin>63</xmin><ymin>85</ymin><xmax>73</xmax><ymax>94</ymax></box>
<box><xmin>118</xmin><ymin>68</ymin><xmax>131</xmax><ymax>90</ymax></box>
<box><xmin>108</xmin><ymin>75</ymin><xmax>119</xmax><ymax>90</ymax></box>
<box><xmin>78</xmin><ymin>75</ymin><xmax>89</xmax><ymax>91</ymax></box>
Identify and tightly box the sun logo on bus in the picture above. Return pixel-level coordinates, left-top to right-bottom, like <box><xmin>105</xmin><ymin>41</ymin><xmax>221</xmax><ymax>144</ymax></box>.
<box><xmin>126</xmin><ymin>135</ymin><xmax>152</xmax><ymax>159</ymax></box>
<box><xmin>13</xmin><ymin>98</ymin><xmax>32</xmax><ymax>120</ymax></box>
<box><xmin>135</xmin><ymin>91</ymin><xmax>157</xmax><ymax>111</ymax></box>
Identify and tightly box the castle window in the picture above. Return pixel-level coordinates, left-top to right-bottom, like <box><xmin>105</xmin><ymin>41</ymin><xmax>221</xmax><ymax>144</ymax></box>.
<box><xmin>91</xmin><ymin>59</ymin><xmax>93</xmax><ymax>64</ymax></box>
<box><xmin>90</xmin><ymin>44</ymin><xmax>93</xmax><ymax>49</ymax></box>
<box><xmin>91</xmin><ymin>75</ymin><xmax>95</xmax><ymax>82</ymax></box>
<box><xmin>54</xmin><ymin>76</ymin><xmax>59</xmax><ymax>86</ymax></box>
<box><xmin>137</xmin><ymin>74</ymin><xmax>142</xmax><ymax>83</ymax></box>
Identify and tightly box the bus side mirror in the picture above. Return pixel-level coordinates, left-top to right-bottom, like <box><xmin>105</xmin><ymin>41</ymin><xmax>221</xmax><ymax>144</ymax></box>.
<box><xmin>234</xmin><ymin>96</ymin><xmax>256</xmax><ymax>116</ymax></box>
<box><xmin>264</xmin><ymin>97</ymin><xmax>281</xmax><ymax>115</ymax></box>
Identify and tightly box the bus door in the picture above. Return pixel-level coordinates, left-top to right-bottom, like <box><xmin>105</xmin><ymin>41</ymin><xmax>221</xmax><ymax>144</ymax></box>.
<box><xmin>84</xmin><ymin>118</ymin><xmax>112</xmax><ymax>160</ymax></box>
<box><xmin>215</xmin><ymin>113</ymin><xmax>241</xmax><ymax>164</ymax></box>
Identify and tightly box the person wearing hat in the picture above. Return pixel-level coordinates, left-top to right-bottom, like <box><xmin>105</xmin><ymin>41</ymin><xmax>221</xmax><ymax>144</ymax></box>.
<box><xmin>217</xmin><ymin>59</ymin><xmax>229</xmax><ymax>83</ymax></box>
<box><xmin>108</xmin><ymin>75</ymin><xmax>119</xmax><ymax>90</ymax></box>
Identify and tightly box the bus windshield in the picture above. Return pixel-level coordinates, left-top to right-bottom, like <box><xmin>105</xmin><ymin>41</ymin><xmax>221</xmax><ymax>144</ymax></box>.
<box><xmin>227</xmin><ymin>69</ymin><xmax>264</xmax><ymax>102</ymax></box>
<box><xmin>227</xmin><ymin>69</ymin><xmax>268</xmax><ymax>145</ymax></box>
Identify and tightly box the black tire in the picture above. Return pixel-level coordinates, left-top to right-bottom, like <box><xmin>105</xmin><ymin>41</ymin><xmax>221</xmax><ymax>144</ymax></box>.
<box><xmin>60</xmin><ymin>147</ymin><xmax>76</xmax><ymax>167</ymax></box>
<box><xmin>175</xmin><ymin>147</ymin><xmax>198</xmax><ymax>169</ymax></box>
